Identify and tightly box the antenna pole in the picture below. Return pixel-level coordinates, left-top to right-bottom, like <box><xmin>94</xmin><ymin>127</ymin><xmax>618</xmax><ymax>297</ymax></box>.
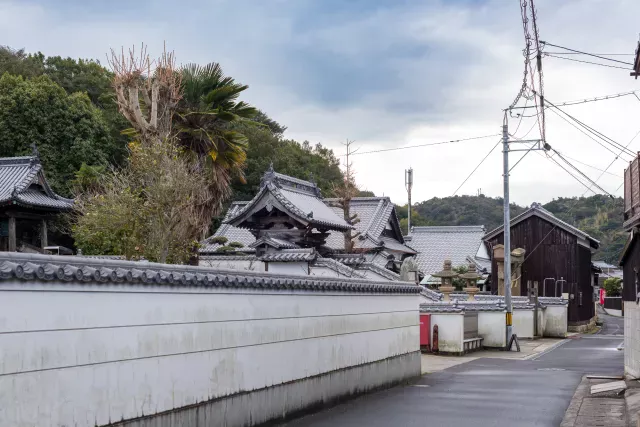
<box><xmin>405</xmin><ymin>168</ymin><xmax>413</xmax><ymax>233</ymax></box>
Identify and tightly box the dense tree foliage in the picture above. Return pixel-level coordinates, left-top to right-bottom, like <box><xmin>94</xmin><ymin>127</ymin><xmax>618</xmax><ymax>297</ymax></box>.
<box><xmin>401</xmin><ymin>194</ymin><xmax>625</xmax><ymax>263</ymax></box>
<box><xmin>0</xmin><ymin>73</ymin><xmax>116</xmax><ymax>196</ymax></box>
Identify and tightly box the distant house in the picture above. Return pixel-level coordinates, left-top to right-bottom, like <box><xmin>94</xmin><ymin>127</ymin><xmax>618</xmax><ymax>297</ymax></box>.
<box><xmin>199</xmin><ymin>166</ymin><xmax>416</xmax><ymax>281</ymax></box>
<box><xmin>592</xmin><ymin>260</ymin><xmax>622</xmax><ymax>287</ymax></box>
<box><xmin>407</xmin><ymin>226</ymin><xmax>490</xmax><ymax>288</ymax></box>
<box><xmin>0</xmin><ymin>154</ymin><xmax>73</xmax><ymax>253</ymax></box>
<box><xmin>483</xmin><ymin>203</ymin><xmax>599</xmax><ymax>331</ymax></box>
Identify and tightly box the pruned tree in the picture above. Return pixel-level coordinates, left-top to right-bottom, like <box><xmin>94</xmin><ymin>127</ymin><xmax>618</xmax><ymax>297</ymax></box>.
<box><xmin>331</xmin><ymin>140</ymin><xmax>361</xmax><ymax>253</ymax></box>
<box><xmin>107</xmin><ymin>44</ymin><xmax>182</xmax><ymax>144</ymax></box>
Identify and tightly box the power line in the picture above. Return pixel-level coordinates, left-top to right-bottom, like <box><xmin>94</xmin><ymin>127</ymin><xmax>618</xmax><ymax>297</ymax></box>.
<box><xmin>551</xmin><ymin>149</ymin><xmax>614</xmax><ymax>196</ymax></box>
<box><xmin>509</xmin><ymin>89</ymin><xmax>640</xmax><ymax>109</ymax></box>
<box><xmin>544</xmin><ymin>54</ymin><xmax>632</xmax><ymax>70</ymax></box>
<box><xmin>347</xmin><ymin>133</ymin><xmax>500</xmax><ymax>157</ymax></box>
<box><xmin>540</xmin><ymin>41</ymin><xmax>635</xmax><ymax>66</ymax></box>
<box><xmin>543</xmin><ymin>52</ymin><xmax>634</xmax><ymax>56</ymax></box>
<box><xmin>542</xmin><ymin>95</ymin><xmax>637</xmax><ymax>158</ymax></box>
<box><xmin>452</xmin><ymin>139</ymin><xmax>502</xmax><ymax>195</ymax></box>
<box><xmin>557</xmin><ymin>153</ymin><xmax>622</xmax><ymax>178</ymax></box>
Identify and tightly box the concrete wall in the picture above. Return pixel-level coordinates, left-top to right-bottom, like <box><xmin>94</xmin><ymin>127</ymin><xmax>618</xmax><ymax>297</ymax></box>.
<box><xmin>478</xmin><ymin>311</ymin><xmax>506</xmax><ymax>348</ymax></box>
<box><xmin>625</xmin><ymin>301</ymin><xmax>640</xmax><ymax>378</ymax></box>
<box><xmin>513</xmin><ymin>309</ymin><xmax>535</xmax><ymax>338</ymax></box>
<box><xmin>430</xmin><ymin>313</ymin><xmax>464</xmax><ymax>354</ymax></box>
<box><xmin>543</xmin><ymin>305</ymin><xmax>568</xmax><ymax>337</ymax></box>
<box><xmin>0</xmin><ymin>278</ymin><xmax>420</xmax><ymax>427</ymax></box>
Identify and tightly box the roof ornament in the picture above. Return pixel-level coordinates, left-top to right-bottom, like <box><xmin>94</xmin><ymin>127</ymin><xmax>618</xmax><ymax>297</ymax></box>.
<box><xmin>260</xmin><ymin>162</ymin><xmax>277</xmax><ymax>189</ymax></box>
<box><xmin>531</xmin><ymin>202</ymin><xmax>542</xmax><ymax>209</ymax></box>
<box><xmin>307</xmin><ymin>211</ymin><xmax>314</xmax><ymax>218</ymax></box>
<box><xmin>11</xmin><ymin>186</ymin><xmax>18</xmax><ymax>198</ymax></box>
<box><xmin>30</xmin><ymin>143</ymin><xmax>40</xmax><ymax>165</ymax></box>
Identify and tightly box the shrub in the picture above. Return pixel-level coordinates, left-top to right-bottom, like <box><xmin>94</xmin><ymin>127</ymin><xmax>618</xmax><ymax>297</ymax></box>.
<box><xmin>228</xmin><ymin>241</ymin><xmax>244</xmax><ymax>248</ymax></box>
<box><xmin>603</xmin><ymin>277</ymin><xmax>622</xmax><ymax>297</ymax></box>
<box><xmin>210</xmin><ymin>236</ymin><xmax>228</xmax><ymax>245</ymax></box>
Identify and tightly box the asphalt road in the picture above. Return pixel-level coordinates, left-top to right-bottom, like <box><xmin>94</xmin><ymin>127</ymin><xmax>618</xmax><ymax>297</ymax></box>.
<box><xmin>597</xmin><ymin>306</ymin><xmax>624</xmax><ymax>335</ymax></box>
<box><xmin>280</xmin><ymin>320</ymin><xmax>624</xmax><ymax>427</ymax></box>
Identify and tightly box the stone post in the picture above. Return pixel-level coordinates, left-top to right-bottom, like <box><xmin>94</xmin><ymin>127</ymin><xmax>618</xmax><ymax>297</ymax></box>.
<box><xmin>493</xmin><ymin>244</ymin><xmax>526</xmax><ymax>296</ymax></box>
<box><xmin>432</xmin><ymin>260</ymin><xmax>458</xmax><ymax>302</ymax></box>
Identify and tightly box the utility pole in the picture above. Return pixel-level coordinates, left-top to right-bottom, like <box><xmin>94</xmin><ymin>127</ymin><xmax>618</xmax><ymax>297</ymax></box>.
<box><xmin>502</xmin><ymin>113</ymin><xmax>513</xmax><ymax>347</ymax></box>
<box><xmin>405</xmin><ymin>168</ymin><xmax>413</xmax><ymax>232</ymax></box>
<box><xmin>502</xmin><ymin>111</ymin><xmax>548</xmax><ymax>349</ymax></box>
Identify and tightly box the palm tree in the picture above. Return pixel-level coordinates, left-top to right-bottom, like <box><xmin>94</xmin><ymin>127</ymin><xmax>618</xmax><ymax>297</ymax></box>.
<box><xmin>175</xmin><ymin>62</ymin><xmax>258</xmax><ymax>227</ymax></box>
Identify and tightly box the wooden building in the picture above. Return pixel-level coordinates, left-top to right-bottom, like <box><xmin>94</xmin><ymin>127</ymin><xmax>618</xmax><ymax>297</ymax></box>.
<box><xmin>0</xmin><ymin>154</ymin><xmax>73</xmax><ymax>252</ymax></box>
<box><xmin>620</xmin><ymin>154</ymin><xmax>640</xmax><ymax>301</ymax></box>
<box><xmin>483</xmin><ymin>203</ymin><xmax>599</xmax><ymax>329</ymax></box>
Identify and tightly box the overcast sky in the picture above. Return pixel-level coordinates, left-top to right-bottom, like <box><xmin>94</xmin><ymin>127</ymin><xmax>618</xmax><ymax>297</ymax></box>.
<box><xmin>1</xmin><ymin>0</ymin><xmax>639</xmax><ymax>207</ymax></box>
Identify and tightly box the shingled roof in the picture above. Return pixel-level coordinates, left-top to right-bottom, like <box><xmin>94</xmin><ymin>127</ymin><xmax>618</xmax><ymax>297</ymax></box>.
<box><xmin>0</xmin><ymin>156</ymin><xmax>73</xmax><ymax>211</ymax></box>
<box><xmin>408</xmin><ymin>226</ymin><xmax>487</xmax><ymax>281</ymax></box>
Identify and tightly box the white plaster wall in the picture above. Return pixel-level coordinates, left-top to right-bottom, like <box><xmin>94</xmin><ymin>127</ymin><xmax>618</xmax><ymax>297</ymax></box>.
<box><xmin>430</xmin><ymin>313</ymin><xmax>464</xmax><ymax>353</ymax></box>
<box><xmin>478</xmin><ymin>311</ymin><xmax>506</xmax><ymax>348</ymax></box>
<box><xmin>268</xmin><ymin>262</ymin><xmax>309</xmax><ymax>275</ymax></box>
<box><xmin>0</xmin><ymin>281</ymin><xmax>419</xmax><ymax>427</ymax></box>
<box><xmin>543</xmin><ymin>306</ymin><xmax>568</xmax><ymax>337</ymax></box>
<box><xmin>199</xmin><ymin>259</ymin><xmax>265</xmax><ymax>272</ymax></box>
<box><xmin>513</xmin><ymin>309</ymin><xmax>535</xmax><ymax>338</ymax></box>
<box><xmin>537</xmin><ymin>309</ymin><xmax>546</xmax><ymax>337</ymax></box>
<box><xmin>359</xmin><ymin>269</ymin><xmax>393</xmax><ymax>282</ymax></box>
<box><xmin>604</xmin><ymin>308</ymin><xmax>623</xmax><ymax>317</ymax></box>
<box><xmin>309</xmin><ymin>266</ymin><xmax>343</xmax><ymax>277</ymax></box>
<box><xmin>625</xmin><ymin>301</ymin><xmax>640</xmax><ymax>378</ymax></box>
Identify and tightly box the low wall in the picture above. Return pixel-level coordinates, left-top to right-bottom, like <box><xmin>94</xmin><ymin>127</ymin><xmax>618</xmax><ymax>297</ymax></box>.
<box><xmin>542</xmin><ymin>305</ymin><xmax>568</xmax><ymax>337</ymax></box>
<box><xmin>477</xmin><ymin>311</ymin><xmax>506</xmax><ymax>348</ymax></box>
<box><xmin>604</xmin><ymin>297</ymin><xmax>623</xmax><ymax>317</ymax></box>
<box><xmin>430</xmin><ymin>312</ymin><xmax>464</xmax><ymax>354</ymax></box>
<box><xmin>513</xmin><ymin>309</ymin><xmax>535</xmax><ymax>338</ymax></box>
<box><xmin>0</xmin><ymin>253</ymin><xmax>421</xmax><ymax>427</ymax></box>
<box><xmin>625</xmin><ymin>301</ymin><xmax>640</xmax><ymax>378</ymax></box>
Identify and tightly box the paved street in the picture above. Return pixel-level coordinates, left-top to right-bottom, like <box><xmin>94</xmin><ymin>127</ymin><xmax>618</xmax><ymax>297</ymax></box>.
<box><xmin>280</xmin><ymin>318</ymin><xmax>624</xmax><ymax>427</ymax></box>
<box><xmin>597</xmin><ymin>306</ymin><xmax>624</xmax><ymax>336</ymax></box>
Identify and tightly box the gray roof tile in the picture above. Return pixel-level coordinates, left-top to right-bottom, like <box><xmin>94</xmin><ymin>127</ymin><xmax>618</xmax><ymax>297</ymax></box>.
<box><xmin>409</xmin><ymin>226</ymin><xmax>486</xmax><ymax>277</ymax></box>
<box><xmin>0</xmin><ymin>252</ymin><xmax>420</xmax><ymax>294</ymax></box>
<box><xmin>259</xmin><ymin>249</ymin><xmax>317</xmax><ymax>262</ymax></box>
<box><xmin>0</xmin><ymin>156</ymin><xmax>73</xmax><ymax>210</ymax></box>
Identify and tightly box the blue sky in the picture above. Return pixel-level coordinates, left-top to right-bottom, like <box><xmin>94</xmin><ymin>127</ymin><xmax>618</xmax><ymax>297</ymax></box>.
<box><xmin>1</xmin><ymin>0</ymin><xmax>639</xmax><ymax>205</ymax></box>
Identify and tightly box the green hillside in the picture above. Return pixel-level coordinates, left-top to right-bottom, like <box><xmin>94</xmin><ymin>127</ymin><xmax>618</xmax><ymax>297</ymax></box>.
<box><xmin>397</xmin><ymin>194</ymin><xmax>626</xmax><ymax>264</ymax></box>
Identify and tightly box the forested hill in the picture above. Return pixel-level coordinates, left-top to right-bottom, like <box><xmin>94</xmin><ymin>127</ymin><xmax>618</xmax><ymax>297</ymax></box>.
<box><xmin>396</xmin><ymin>194</ymin><xmax>626</xmax><ymax>264</ymax></box>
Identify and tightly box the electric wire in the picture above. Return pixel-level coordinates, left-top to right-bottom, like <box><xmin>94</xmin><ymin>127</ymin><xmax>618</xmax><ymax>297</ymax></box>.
<box><xmin>540</xmin><ymin>41</ymin><xmax>635</xmax><ymax>66</ymax></box>
<box><xmin>347</xmin><ymin>133</ymin><xmax>500</xmax><ymax>157</ymax></box>
<box><xmin>544</xmin><ymin>54</ymin><xmax>632</xmax><ymax>70</ymax></box>
<box><xmin>452</xmin><ymin>139</ymin><xmax>502</xmax><ymax>196</ymax></box>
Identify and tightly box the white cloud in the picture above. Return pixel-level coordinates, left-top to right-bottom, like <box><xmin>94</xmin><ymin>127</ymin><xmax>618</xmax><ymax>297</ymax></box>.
<box><xmin>0</xmin><ymin>0</ymin><xmax>638</xmax><ymax>208</ymax></box>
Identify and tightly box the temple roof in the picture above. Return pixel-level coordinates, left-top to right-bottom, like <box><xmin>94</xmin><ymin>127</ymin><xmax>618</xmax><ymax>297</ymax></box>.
<box><xmin>224</xmin><ymin>166</ymin><xmax>352</xmax><ymax>232</ymax></box>
<box><xmin>0</xmin><ymin>156</ymin><xmax>73</xmax><ymax>211</ymax></box>
<box><xmin>201</xmin><ymin>196</ymin><xmax>415</xmax><ymax>255</ymax></box>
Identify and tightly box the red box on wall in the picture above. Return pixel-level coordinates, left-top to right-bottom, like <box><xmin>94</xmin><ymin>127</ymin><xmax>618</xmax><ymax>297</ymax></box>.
<box><xmin>420</xmin><ymin>314</ymin><xmax>431</xmax><ymax>351</ymax></box>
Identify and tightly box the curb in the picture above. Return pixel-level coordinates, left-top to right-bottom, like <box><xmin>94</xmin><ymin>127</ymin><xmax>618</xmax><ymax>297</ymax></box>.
<box><xmin>525</xmin><ymin>338</ymin><xmax>570</xmax><ymax>361</ymax></box>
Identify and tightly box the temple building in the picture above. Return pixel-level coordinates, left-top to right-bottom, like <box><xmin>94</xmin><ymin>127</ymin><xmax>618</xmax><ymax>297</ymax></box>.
<box><xmin>0</xmin><ymin>152</ymin><xmax>74</xmax><ymax>253</ymax></box>
<box><xmin>199</xmin><ymin>166</ymin><xmax>418</xmax><ymax>281</ymax></box>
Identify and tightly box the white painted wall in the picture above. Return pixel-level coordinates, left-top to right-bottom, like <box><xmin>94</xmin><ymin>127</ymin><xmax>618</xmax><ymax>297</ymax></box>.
<box><xmin>199</xmin><ymin>258</ymin><xmax>266</xmax><ymax>272</ymax></box>
<box><xmin>543</xmin><ymin>305</ymin><xmax>568</xmax><ymax>337</ymax></box>
<box><xmin>309</xmin><ymin>266</ymin><xmax>343</xmax><ymax>277</ymax></box>
<box><xmin>478</xmin><ymin>311</ymin><xmax>506</xmax><ymax>348</ymax></box>
<box><xmin>359</xmin><ymin>269</ymin><xmax>394</xmax><ymax>282</ymax></box>
<box><xmin>430</xmin><ymin>313</ymin><xmax>464</xmax><ymax>353</ymax></box>
<box><xmin>513</xmin><ymin>309</ymin><xmax>535</xmax><ymax>338</ymax></box>
<box><xmin>0</xmin><ymin>280</ymin><xmax>419</xmax><ymax>427</ymax></box>
<box><xmin>537</xmin><ymin>309</ymin><xmax>546</xmax><ymax>337</ymax></box>
<box><xmin>625</xmin><ymin>301</ymin><xmax>640</xmax><ymax>378</ymax></box>
<box><xmin>268</xmin><ymin>262</ymin><xmax>309</xmax><ymax>275</ymax></box>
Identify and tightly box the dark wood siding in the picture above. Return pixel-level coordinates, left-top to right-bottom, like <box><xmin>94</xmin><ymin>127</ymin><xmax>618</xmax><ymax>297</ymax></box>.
<box><xmin>622</xmin><ymin>234</ymin><xmax>640</xmax><ymax>301</ymax></box>
<box><xmin>486</xmin><ymin>215</ymin><xmax>594</xmax><ymax>323</ymax></box>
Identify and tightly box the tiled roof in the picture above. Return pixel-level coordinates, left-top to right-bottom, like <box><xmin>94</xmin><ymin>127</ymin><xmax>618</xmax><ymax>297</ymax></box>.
<box><xmin>0</xmin><ymin>156</ymin><xmax>73</xmax><ymax>210</ymax></box>
<box><xmin>419</xmin><ymin>286</ymin><xmax>443</xmax><ymax>301</ymax></box>
<box><xmin>0</xmin><ymin>252</ymin><xmax>419</xmax><ymax>294</ymax></box>
<box><xmin>483</xmin><ymin>202</ymin><xmax>599</xmax><ymax>248</ymax></box>
<box><xmin>409</xmin><ymin>226</ymin><xmax>486</xmax><ymax>278</ymax></box>
<box><xmin>466</xmin><ymin>255</ymin><xmax>492</xmax><ymax>274</ymax></box>
<box><xmin>359</xmin><ymin>262</ymin><xmax>402</xmax><ymax>281</ymax></box>
<box><xmin>259</xmin><ymin>249</ymin><xmax>317</xmax><ymax>262</ymax></box>
<box><xmin>379</xmin><ymin>236</ymin><xmax>417</xmax><ymax>254</ymax></box>
<box><xmin>313</xmin><ymin>257</ymin><xmax>367</xmax><ymax>279</ymax></box>
<box><xmin>201</xmin><ymin>195</ymin><xmax>411</xmax><ymax>254</ymax></box>
<box><xmin>249</xmin><ymin>236</ymin><xmax>300</xmax><ymax>249</ymax></box>
<box><xmin>226</xmin><ymin>181</ymin><xmax>352</xmax><ymax>232</ymax></box>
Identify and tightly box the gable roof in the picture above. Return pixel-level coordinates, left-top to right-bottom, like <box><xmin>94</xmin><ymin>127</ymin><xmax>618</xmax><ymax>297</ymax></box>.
<box><xmin>408</xmin><ymin>226</ymin><xmax>486</xmax><ymax>276</ymax></box>
<box><xmin>483</xmin><ymin>202</ymin><xmax>599</xmax><ymax>248</ymax></box>
<box><xmin>201</xmin><ymin>196</ymin><xmax>414</xmax><ymax>255</ymax></box>
<box><xmin>225</xmin><ymin>168</ymin><xmax>352</xmax><ymax>232</ymax></box>
<box><xmin>0</xmin><ymin>156</ymin><xmax>73</xmax><ymax>211</ymax></box>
